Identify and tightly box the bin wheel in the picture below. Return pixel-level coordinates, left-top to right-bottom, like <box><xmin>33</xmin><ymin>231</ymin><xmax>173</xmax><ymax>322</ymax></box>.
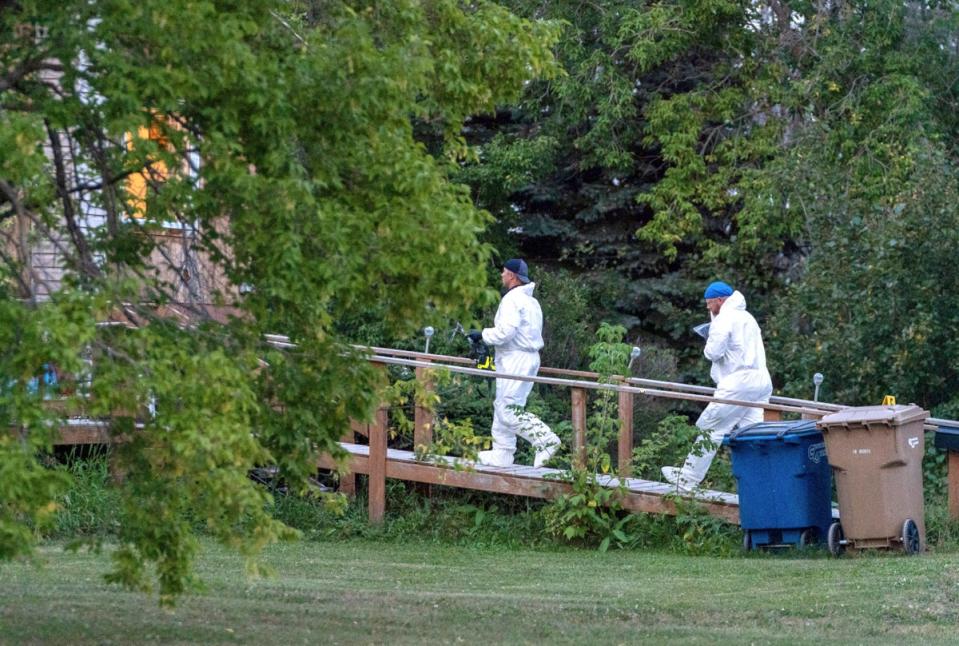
<box><xmin>827</xmin><ymin>522</ymin><xmax>844</xmax><ymax>557</ymax></box>
<box><xmin>902</xmin><ymin>518</ymin><xmax>921</xmax><ymax>555</ymax></box>
<box><xmin>799</xmin><ymin>528</ymin><xmax>816</xmax><ymax>548</ymax></box>
<box><xmin>743</xmin><ymin>531</ymin><xmax>752</xmax><ymax>551</ymax></box>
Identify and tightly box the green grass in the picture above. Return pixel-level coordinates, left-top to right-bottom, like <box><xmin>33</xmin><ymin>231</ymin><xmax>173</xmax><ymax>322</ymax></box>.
<box><xmin>2</xmin><ymin>539</ymin><xmax>959</xmax><ymax>644</ymax></box>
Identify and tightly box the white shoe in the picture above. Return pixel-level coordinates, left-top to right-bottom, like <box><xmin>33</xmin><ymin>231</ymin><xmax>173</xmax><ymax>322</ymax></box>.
<box><xmin>661</xmin><ymin>466</ymin><xmax>694</xmax><ymax>492</ymax></box>
<box><xmin>478</xmin><ymin>449</ymin><xmax>514</xmax><ymax>467</ymax></box>
<box><xmin>533</xmin><ymin>442</ymin><xmax>560</xmax><ymax>468</ymax></box>
<box><xmin>661</xmin><ymin>466</ymin><xmax>680</xmax><ymax>484</ymax></box>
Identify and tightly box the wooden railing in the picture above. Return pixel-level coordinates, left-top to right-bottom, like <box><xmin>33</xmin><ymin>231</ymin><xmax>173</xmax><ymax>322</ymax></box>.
<box><xmin>45</xmin><ymin>340</ymin><xmax>959</xmax><ymax>524</ymax></box>
<box><xmin>335</xmin><ymin>347</ymin><xmax>850</xmax><ymax>523</ymax></box>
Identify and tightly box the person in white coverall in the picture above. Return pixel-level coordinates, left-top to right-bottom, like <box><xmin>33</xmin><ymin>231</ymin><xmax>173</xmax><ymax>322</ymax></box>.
<box><xmin>468</xmin><ymin>259</ymin><xmax>561</xmax><ymax>468</ymax></box>
<box><xmin>661</xmin><ymin>281</ymin><xmax>772</xmax><ymax>490</ymax></box>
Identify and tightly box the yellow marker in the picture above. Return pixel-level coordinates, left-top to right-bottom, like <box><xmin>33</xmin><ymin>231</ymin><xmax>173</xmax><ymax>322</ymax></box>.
<box><xmin>882</xmin><ymin>395</ymin><xmax>897</xmax><ymax>406</ymax></box>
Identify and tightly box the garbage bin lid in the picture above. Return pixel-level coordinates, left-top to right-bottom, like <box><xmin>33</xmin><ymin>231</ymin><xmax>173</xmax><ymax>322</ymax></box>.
<box><xmin>723</xmin><ymin>420</ymin><xmax>819</xmax><ymax>445</ymax></box>
<box><xmin>816</xmin><ymin>404</ymin><xmax>929</xmax><ymax>431</ymax></box>
<box><xmin>934</xmin><ymin>424</ymin><xmax>959</xmax><ymax>451</ymax></box>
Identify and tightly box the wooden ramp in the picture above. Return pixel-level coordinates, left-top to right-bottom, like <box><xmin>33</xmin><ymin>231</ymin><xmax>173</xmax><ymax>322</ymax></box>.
<box><xmin>318</xmin><ymin>442</ymin><xmax>741</xmax><ymax>523</ymax></box>
<box><xmin>51</xmin><ymin>419</ymin><xmax>741</xmax><ymax>522</ymax></box>
<box><xmin>51</xmin><ymin>345</ymin><xmax>873</xmax><ymax>527</ymax></box>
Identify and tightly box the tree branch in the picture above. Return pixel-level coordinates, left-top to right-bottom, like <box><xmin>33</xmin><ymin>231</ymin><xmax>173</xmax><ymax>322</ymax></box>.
<box><xmin>45</xmin><ymin>120</ymin><xmax>100</xmax><ymax>280</ymax></box>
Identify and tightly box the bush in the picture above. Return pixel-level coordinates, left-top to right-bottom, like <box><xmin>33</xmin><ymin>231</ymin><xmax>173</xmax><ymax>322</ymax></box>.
<box><xmin>767</xmin><ymin>148</ymin><xmax>959</xmax><ymax>408</ymax></box>
<box><xmin>542</xmin><ymin>469</ymin><xmax>633</xmax><ymax>551</ymax></box>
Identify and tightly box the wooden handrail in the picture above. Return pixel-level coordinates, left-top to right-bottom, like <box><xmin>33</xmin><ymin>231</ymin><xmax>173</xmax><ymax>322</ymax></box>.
<box><xmin>287</xmin><ymin>341</ymin><xmax>945</xmax><ymax>420</ymax></box>
<box><xmin>274</xmin><ymin>334</ymin><xmax>959</xmax><ymax>458</ymax></box>
<box><xmin>365</xmin><ymin>353</ymin><xmax>831</xmax><ymax>417</ymax></box>
<box><xmin>361</xmin><ymin>346</ymin><xmax>959</xmax><ymax>433</ymax></box>
<box><xmin>359</xmin><ymin>345</ymin><xmax>846</xmax><ymax>413</ymax></box>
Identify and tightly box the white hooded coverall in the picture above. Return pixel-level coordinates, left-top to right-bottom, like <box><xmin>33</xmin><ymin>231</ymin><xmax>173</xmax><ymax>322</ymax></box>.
<box><xmin>480</xmin><ymin>282</ymin><xmax>560</xmax><ymax>467</ymax></box>
<box><xmin>672</xmin><ymin>290</ymin><xmax>772</xmax><ymax>487</ymax></box>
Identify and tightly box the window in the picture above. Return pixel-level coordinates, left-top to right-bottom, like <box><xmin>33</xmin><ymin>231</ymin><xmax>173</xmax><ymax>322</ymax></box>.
<box><xmin>124</xmin><ymin>114</ymin><xmax>196</xmax><ymax>227</ymax></box>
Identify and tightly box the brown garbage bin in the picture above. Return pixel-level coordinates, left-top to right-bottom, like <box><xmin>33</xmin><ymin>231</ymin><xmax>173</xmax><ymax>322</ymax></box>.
<box><xmin>816</xmin><ymin>404</ymin><xmax>928</xmax><ymax>555</ymax></box>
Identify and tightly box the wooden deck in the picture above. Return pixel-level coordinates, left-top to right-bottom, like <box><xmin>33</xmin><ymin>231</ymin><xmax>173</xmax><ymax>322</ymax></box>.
<box><xmin>53</xmin><ymin>422</ymin><xmax>843</xmax><ymax>526</ymax></box>
<box><xmin>55</xmin><ymin>418</ymin><xmax>113</xmax><ymax>444</ymax></box>
<box><xmin>52</xmin><ymin>420</ymin><xmax>743</xmax><ymax>523</ymax></box>
<box><xmin>318</xmin><ymin>442</ymin><xmax>741</xmax><ymax>523</ymax></box>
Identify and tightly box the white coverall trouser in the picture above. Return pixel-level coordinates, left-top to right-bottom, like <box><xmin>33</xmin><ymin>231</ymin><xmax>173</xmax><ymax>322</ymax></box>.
<box><xmin>486</xmin><ymin>350</ymin><xmax>559</xmax><ymax>466</ymax></box>
<box><xmin>675</xmin><ymin>368</ymin><xmax>772</xmax><ymax>487</ymax></box>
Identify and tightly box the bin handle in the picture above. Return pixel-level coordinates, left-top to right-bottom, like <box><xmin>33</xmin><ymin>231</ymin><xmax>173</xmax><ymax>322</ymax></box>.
<box><xmin>728</xmin><ymin>425</ymin><xmax>801</xmax><ymax>441</ymax></box>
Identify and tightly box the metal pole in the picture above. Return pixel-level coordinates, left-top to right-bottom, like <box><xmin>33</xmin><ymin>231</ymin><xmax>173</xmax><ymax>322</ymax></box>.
<box><xmin>423</xmin><ymin>326</ymin><xmax>434</xmax><ymax>355</ymax></box>
<box><xmin>627</xmin><ymin>346</ymin><xmax>641</xmax><ymax>372</ymax></box>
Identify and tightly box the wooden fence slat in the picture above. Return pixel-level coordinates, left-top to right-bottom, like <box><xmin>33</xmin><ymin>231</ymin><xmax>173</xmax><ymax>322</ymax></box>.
<box><xmin>339</xmin><ymin>423</ymin><xmax>358</xmax><ymax>498</ymax></box>
<box><xmin>413</xmin><ymin>365</ymin><xmax>434</xmax><ymax>450</ymax></box>
<box><xmin>350</xmin><ymin>418</ymin><xmax>369</xmax><ymax>437</ymax></box>
<box><xmin>571</xmin><ymin>388</ymin><xmax>587</xmax><ymax>469</ymax></box>
<box><xmin>413</xmin><ymin>364</ymin><xmax>434</xmax><ymax>497</ymax></box>
<box><xmin>618</xmin><ymin>390</ymin><xmax>634</xmax><ymax>476</ymax></box>
<box><xmin>368</xmin><ymin>403</ymin><xmax>388</xmax><ymax>524</ymax></box>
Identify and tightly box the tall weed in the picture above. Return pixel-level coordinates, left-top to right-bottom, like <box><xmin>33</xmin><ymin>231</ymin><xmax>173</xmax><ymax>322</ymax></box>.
<box><xmin>49</xmin><ymin>452</ymin><xmax>121</xmax><ymax>538</ymax></box>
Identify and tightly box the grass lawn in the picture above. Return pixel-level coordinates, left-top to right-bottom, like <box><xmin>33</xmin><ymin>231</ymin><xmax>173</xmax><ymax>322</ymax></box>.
<box><xmin>2</xmin><ymin>538</ymin><xmax>959</xmax><ymax>644</ymax></box>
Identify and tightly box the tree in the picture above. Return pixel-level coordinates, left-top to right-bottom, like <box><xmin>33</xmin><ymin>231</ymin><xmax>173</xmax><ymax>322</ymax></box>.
<box><xmin>453</xmin><ymin>0</ymin><xmax>801</xmax><ymax>371</ymax></box>
<box><xmin>460</xmin><ymin>0</ymin><xmax>959</xmax><ymax>398</ymax></box>
<box><xmin>758</xmin><ymin>0</ymin><xmax>959</xmax><ymax>406</ymax></box>
<box><xmin>0</xmin><ymin>0</ymin><xmax>558</xmax><ymax>601</ymax></box>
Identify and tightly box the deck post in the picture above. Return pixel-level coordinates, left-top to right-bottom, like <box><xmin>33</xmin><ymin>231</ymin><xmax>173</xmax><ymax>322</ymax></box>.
<box><xmin>618</xmin><ymin>390</ymin><xmax>634</xmax><ymax>476</ymax></box>
<box><xmin>571</xmin><ymin>387</ymin><xmax>587</xmax><ymax>469</ymax></box>
<box><xmin>763</xmin><ymin>408</ymin><xmax>782</xmax><ymax>422</ymax></box>
<box><xmin>367</xmin><ymin>362</ymin><xmax>389</xmax><ymax>524</ymax></box>
<box><xmin>339</xmin><ymin>418</ymin><xmax>370</xmax><ymax>497</ymax></box>
<box><xmin>413</xmin><ymin>364</ymin><xmax>434</xmax><ymax>496</ymax></box>
<box><xmin>338</xmin><ymin>422</ymin><xmax>359</xmax><ymax>498</ymax></box>
<box><xmin>413</xmin><ymin>365</ymin><xmax>434</xmax><ymax>451</ymax></box>
<box><xmin>368</xmin><ymin>401</ymin><xmax>388</xmax><ymax>524</ymax></box>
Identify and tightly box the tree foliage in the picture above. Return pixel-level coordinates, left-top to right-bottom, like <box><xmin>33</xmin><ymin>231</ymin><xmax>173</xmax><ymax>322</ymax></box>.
<box><xmin>0</xmin><ymin>0</ymin><xmax>558</xmax><ymax>600</ymax></box>
<box><xmin>462</xmin><ymin>0</ymin><xmax>959</xmax><ymax>404</ymax></box>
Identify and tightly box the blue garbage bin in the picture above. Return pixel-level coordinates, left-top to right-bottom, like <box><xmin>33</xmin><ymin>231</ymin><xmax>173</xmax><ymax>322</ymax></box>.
<box><xmin>934</xmin><ymin>424</ymin><xmax>959</xmax><ymax>451</ymax></box>
<box><xmin>723</xmin><ymin>420</ymin><xmax>833</xmax><ymax>550</ymax></box>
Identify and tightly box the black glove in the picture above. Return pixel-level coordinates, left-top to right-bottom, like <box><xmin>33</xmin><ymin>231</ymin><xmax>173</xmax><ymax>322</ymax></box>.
<box><xmin>467</xmin><ymin>330</ymin><xmax>483</xmax><ymax>343</ymax></box>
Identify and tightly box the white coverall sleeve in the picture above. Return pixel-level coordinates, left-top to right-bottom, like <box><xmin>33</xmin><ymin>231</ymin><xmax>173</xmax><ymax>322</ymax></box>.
<box><xmin>703</xmin><ymin>315</ymin><xmax>731</xmax><ymax>363</ymax></box>
<box><xmin>482</xmin><ymin>298</ymin><xmax>521</xmax><ymax>347</ymax></box>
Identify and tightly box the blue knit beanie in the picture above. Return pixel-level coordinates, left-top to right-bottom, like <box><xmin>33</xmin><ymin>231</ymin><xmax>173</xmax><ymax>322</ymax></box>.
<box><xmin>704</xmin><ymin>281</ymin><xmax>734</xmax><ymax>299</ymax></box>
